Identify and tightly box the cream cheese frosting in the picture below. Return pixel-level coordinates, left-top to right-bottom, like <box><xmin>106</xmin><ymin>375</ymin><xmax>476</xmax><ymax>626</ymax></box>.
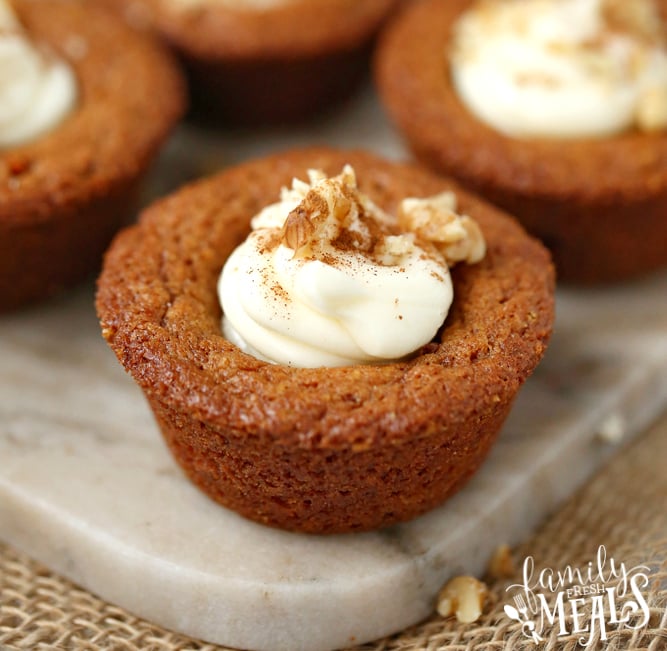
<box><xmin>0</xmin><ymin>0</ymin><xmax>78</xmax><ymax>149</ymax></box>
<box><xmin>450</xmin><ymin>0</ymin><xmax>667</xmax><ymax>138</ymax></box>
<box><xmin>218</xmin><ymin>166</ymin><xmax>485</xmax><ymax>368</ymax></box>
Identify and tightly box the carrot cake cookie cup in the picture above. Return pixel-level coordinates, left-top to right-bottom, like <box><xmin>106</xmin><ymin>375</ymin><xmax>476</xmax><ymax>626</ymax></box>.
<box><xmin>0</xmin><ymin>0</ymin><xmax>185</xmax><ymax>312</ymax></box>
<box><xmin>375</xmin><ymin>0</ymin><xmax>667</xmax><ymax>284</ymax></box>
<box><xmin>108</xmin><ymin>0</ymin><xmax>399</xmax><ymax>124</ymax></box>
<box><xmin>97</xmin><ymin>147</ymin><xmax>554</xmax><ymax>534</ymax></box>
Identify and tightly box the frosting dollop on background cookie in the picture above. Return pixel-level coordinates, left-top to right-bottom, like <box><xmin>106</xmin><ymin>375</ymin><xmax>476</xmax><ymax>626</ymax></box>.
<box><xmin>450</xmin><ymin>0</ymin><xmax>667</xmax><ymax>138</ymax></box>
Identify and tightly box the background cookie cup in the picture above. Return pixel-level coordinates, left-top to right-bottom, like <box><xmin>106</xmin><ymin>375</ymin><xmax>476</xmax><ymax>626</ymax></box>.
<box><xmin>108</xmin><ymin>0</ymin><xmax>399</xmax><ymax>124</ymax></box>
<box><xmin>374</xmin><ymin>0</ymin><xmax>667</xmax><ymax>284</ymax></box>
<box><xmin>0</xmin><ymin>0</ymin><xmax>185</xmax><ymax>313</ymax></box>
<box><xmin>96</xmin><ymin>147</ymin><xmax>555</xmax><ymax>534</ymax></box>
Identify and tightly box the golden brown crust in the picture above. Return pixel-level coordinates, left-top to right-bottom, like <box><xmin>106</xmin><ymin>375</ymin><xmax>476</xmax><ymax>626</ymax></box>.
<box><xmin>375</xmin><ymin>0</ymin><xmax>667</xmax><ymax>283</ymax></box>
<box><xmin>107</xmin><ymin>0</ymin><xmax>400</xmax><ymax>123</ymax></box>
<box><xmin>0</xmin><ymin>0</ymin><xmax>186</xmax><ymax>311</ymax></box>
<box><xmin>115</xmin><ymin>0</ymin><xmax>399</xmax><ymax>60</ymax></box>
<box><xmin>96</xmin><ymin>147</ymin><xmax>555</xmax><ymax>533</ymax></box>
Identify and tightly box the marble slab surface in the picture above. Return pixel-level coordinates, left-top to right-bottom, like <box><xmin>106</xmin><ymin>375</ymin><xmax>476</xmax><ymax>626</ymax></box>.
<box><xmin>2</xmin><ymin>90</ymin><xmax>667</xmax><ymax>651</ymax></box>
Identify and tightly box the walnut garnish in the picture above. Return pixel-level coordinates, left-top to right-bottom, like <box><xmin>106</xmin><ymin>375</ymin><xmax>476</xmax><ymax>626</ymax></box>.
<box><xmin>278</xmin><ymin>165</ymin><xmax>393</xmax><ymax>262</ymax></box>
<box><xmin>276</xmin><ymin>168</ymin><xmax>485</xmax><ymax>271</ymax></box>
<box><xmin>601</xmin><ymin>0</ymin><xmax>665</xmax><ymax>45</ymax></box>
<box><xmin>376</xmin><ymin>234</ymin><xmax>416</xmax><ymax>266</ymax></box>
<box><xmin>398</xmin><ymin>193</ymin><xmax>486</xmax><ymax>266</ymax></box>
<box><xmin>487</xmin><ymin>544</ymin><xmax>516</xmax><ymax>579</ymax></box>
<box><xmin>436</xmin><ymin>576</ymin><xmax>489</xmax><ymax>623</ymax></box>
<box><xmin>280</xmin><ymin>169</ymin><xmax>327</xmax><ymax>204</ymax></box>
<box><xmin>281</xmin><ymin>206</ymin><xmax>315</xmax><ymax>255</ymax></box>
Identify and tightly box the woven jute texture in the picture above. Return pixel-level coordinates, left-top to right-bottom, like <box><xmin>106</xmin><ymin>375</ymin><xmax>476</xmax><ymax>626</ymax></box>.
<box><xmin>2</xmin><ymin>416</ymin><xmax>666</xmax><ymax>651</ymax></box>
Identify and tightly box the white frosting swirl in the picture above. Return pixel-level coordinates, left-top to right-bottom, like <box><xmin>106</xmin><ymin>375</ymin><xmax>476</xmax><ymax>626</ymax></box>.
<box><xmin>450</xmin><ymin>0</ymin><xmax>667</xmax><ymax>138</ymax></box>
<box><xmin>0</xmin><ymin>0</ymin><xmax>77</xmax><ymax>149</ymax></box>
<box><xmin>218</xmin><ymin>166</ymin><xmax>484</xmax><ymax>368</ymax></box>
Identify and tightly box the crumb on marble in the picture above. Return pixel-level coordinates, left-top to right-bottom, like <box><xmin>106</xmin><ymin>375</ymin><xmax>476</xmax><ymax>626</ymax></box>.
<box><xmin>487</xmin><ymin>544</ymin><xmax>515</xmax><ymax>579</ymax></box>
<box><xmin>436</xmin><ymin>575</ymin><xmax>489</xmax><ymax>623</ymax></box>
<box><xmin>596</xmin><ymin>413</ymin><xmax>626</xmax><ymax>444</ymax></box>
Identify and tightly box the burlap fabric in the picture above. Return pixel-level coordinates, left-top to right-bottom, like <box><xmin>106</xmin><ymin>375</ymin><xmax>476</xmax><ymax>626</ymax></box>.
<box><xmin>2</xmin><ymin>415</ymin><xmax>666</xmax><ymax>651</ymax></box>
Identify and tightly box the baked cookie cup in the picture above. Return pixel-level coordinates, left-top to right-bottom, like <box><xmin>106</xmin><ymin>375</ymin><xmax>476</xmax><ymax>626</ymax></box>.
<box><xmin>110</xmin><ymin>0</ymin><xmax>399</xmax><ymax>124</ymax></box>
<box><xmin>96</xmin><ymin>147</ymin><xmax>555</xmax><ymax>534</ymax></box>
<box><xmin>0</xmin><ymin>0</ymin><xmax>185</xmax><ymax>313</ymax></box>
<box><xmin>375</xmin><ymin>0</ymin><xmax>667</xmax><ymax>284</ymax></box>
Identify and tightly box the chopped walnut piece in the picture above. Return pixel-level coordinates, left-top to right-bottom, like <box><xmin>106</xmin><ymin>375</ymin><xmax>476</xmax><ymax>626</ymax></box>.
<box><xmin>436</xmin><ymin>576</ymin><xmax>489</xmax><ymax>623</ymax></box>
<box><xmin>601</xmin><ymin>0</ymin><xmax>664</xmax><ymax>45</ymax></box>
<box><xmin>487</xmin><ymin>544</ymin><xmax>515</xmax><ymax>579</ymax></box>
<box><xmin>277</xmin><ymin>165</ymin><xmax>402</xmax><ymax>264</ymax></box>
<box><xmin>280</xmin><ymin>169</ymin><xmax>327</xmax><ymax>204</ymax></box>
<box><xmin>398</xmin><ymin>193</ymin><xmax>486</xmax><ymax>266</ymax></box>
<box><xmin>279</xmin><ymin>168</ymin><xmax>359</xmax><ymax>257</ymax></box>
<box><xmin>281</xmin><ymin>206</ymin><xmax>315</xmax><ymax>253</ymax></box>
<box><xmin>275</xmin><ymin>168</ymin><xmax>485</xmax><ymax>270</ymax></box>
<box><xmin>376</xmin><ymin>234</ymin><xmax>415</xmax><ymax>266</ymax></box>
